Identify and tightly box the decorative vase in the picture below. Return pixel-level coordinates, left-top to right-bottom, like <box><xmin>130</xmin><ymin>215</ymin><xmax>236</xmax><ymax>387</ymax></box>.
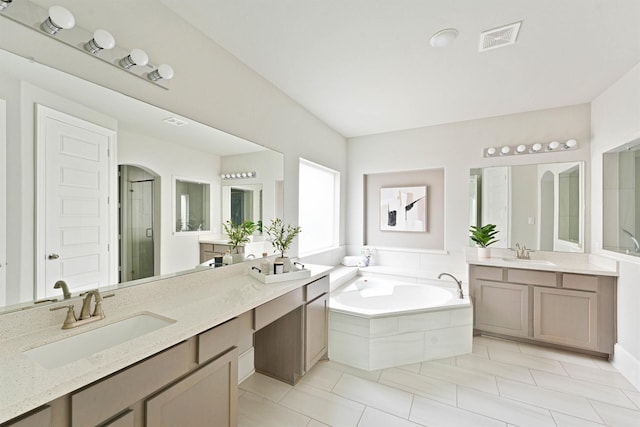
<box><xmin>231</xmin><ymin>253</ymin><xmax>245</xmax><ymax>264</ymax></box>
<box><xmin>275</xmin><ymin>256</ymin><xmax>292</xmax><ymax>273</ymax></box>
<box><xmin>477</xmin><ymin>247</ymin><xmax>491</xmax><ymax>259</ymax></box>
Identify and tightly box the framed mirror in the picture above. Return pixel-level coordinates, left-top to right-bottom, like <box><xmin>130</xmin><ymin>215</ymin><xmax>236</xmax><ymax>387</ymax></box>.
<box><xmin>469</xmin><ymin>161</ymin><xmax>585</xmax><ymax>252</ymax></box>
<box><xmin>0</xmin><ymin>48</ymin><xmax>284</xmax><ymax>311</ymax></box>
<box><xmin>222</xmin><ymin>184</ymin><xmax>262</xmax><ymax>226</ymax></box>
<box><xmin>603</xmin><ymin>137</ymin><xmax>640</xmax><ymax>256</ymax></box>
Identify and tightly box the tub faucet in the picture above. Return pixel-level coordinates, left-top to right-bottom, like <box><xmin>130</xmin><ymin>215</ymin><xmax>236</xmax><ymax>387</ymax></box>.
<box><xmin>621</xmin><ymin>228</ymin><xmax>640</xmax><ymax>252</ymax></box>
<box><xmin>438</xmin><ymin>272</ymin><xmax>464</xmax><ymax>299</ymax></box>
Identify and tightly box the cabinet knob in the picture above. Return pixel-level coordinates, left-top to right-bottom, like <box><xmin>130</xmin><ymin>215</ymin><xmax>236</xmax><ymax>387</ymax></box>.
<box><xmin>48</xmin><ymin>253</ymin><xmax>60</xmax><ymax>260</ymax></box>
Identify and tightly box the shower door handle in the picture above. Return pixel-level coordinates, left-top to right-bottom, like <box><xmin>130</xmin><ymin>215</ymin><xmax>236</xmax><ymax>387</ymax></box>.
<box><xmin>146</xmin><ymin>228</ymin><xmax>153</xmax><ymax>238</ymax></box>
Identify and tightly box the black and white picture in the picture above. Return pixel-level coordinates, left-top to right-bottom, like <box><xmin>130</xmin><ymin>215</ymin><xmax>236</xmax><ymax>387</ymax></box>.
<box><xmin>380</xmin><ymin>186</ymin><xmax>427</xmax><ymax>232</ymax></box>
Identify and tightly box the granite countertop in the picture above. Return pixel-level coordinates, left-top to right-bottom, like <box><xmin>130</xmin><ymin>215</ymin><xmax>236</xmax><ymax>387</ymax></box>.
<box><xmin>466</xmin><ymin>253</ymin><xmax>618</xmax><ymax>277</ymax></box>
<box><xmin>0</xmin><ymin>263</ymin><xmax>333</xmax><ymax>424</ymax></box>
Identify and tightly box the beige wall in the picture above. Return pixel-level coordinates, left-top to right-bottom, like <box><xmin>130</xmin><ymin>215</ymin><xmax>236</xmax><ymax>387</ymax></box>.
<box><xmin>591</xmin><ymin>62</ymin><xmax>640</xmax><ymax>389</ymax></box>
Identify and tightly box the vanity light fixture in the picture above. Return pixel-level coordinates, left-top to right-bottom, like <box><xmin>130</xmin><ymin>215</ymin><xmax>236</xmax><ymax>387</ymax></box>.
<box><xmin>40</xmin><ymin>5</ymin><xmax>75</xmax><ymax>35</ymax></box>
<box><xmin>429</xmin><ymin>28</ymin><xmax>459</xmax><ymax>48</ymax></box>
<box><xmin>84</xmin><ymin>29</ymin><xmax>115</xmax><ymax>54</ymax></box>
<box><xmin>483</xmin><ymin>139</ymin><xmax>578</xmax><ymax>158</ymax></box>
<box><xmin>221</xmin><ymin>172</ymin><xmax>256</xmax><ymax>180</ymax></box>
<box><xmin>148</xmin><ymin>64</ymin><xmax>174</xmax><ymax>81</ymax></box>
<box><xmin>0</xmin><ymin>0</ymin><xmax>12</xmax><ymax>12</ymax></box>
<box><xmin>120</xmin><ymin>49</ymin><xmax>149</xmax><ymax>69</ymax></box>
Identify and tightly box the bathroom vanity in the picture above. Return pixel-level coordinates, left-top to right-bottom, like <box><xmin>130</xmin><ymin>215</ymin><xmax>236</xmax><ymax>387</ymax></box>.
<box><xmin>468</xmin><ymin>256</ymin><xmax>617</xmax><ymax>357</ymax></box>
<box><xmin>0</xmin><ymin>263</ymin><xmax>331</xmax><ymax>426</ymax></box>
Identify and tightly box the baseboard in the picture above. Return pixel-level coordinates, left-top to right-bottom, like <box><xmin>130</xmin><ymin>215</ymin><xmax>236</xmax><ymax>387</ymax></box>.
<box><xmin>238</xmin><ymin>347</ymin><xmax>255</xmax><ymax>384</ymax></box>
<box><xmin>612</xmin><ymin>343</ymin><xmax>640</xmax><ymax>390</ymax></box>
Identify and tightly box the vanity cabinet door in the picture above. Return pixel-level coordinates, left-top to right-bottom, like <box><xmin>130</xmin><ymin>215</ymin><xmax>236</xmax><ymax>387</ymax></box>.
<box><xmin>1</xmin><ymin>406</ymin><xmax>51</xmax><ymax>427</ymax></box>
<box><xmin>305</xmin><ymin>292</ymin><xmax>328</xmax><ymax>371</ymax></box>
<box><xmin>475</xmin><ymin>280</ymin><xmax>529</xmax><ymax>337</ymax></box>
<box><xmin>145</xmin><ymin>348</ymin><xmax>238</xmax><ymax>427</ymax></box>
<box><xmin>534</xmin><ymin>287</ymin><xmax>598</xmax><ymax>350</ymax></box>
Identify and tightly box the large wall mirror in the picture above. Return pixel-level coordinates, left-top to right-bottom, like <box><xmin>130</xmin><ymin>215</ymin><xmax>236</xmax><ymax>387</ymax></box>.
<box><xmin>0</xmin><ymin>48</ymin><xmax>284</xmax><ymax>312</ymax></box>
<box><xmin>603</xmin><ymin>137</ymin><xmax>640</xmax><ymax>256</ymax></box>
<box><xmin>469</xmin><ymin>161</ymin><xmax>585</xmax><ymax>252</ymax></box>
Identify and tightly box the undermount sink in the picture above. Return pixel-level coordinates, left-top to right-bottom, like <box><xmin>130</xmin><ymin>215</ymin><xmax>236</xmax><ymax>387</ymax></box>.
<box><xmin>501</xmin><ymin>258</ymin><xmax>555</xmax><ymax>266</ymax></box>
<box><xmin>24</xmin><ymin>313</ymin><xmax>175</xmax><ymax>369</ymax></box>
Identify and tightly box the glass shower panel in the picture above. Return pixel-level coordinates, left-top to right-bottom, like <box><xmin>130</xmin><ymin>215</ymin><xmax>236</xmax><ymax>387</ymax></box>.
<box><xmin>128</xmin><ymin>180</ymin><xmax>154</xmax><ymax>280</ymax></box>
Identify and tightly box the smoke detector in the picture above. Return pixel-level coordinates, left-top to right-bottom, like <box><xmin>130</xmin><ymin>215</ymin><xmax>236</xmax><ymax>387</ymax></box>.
<box><xmin>479</xmin><ymin>21</ymin><xmax>522</xmax><ymax>52</ymax></box>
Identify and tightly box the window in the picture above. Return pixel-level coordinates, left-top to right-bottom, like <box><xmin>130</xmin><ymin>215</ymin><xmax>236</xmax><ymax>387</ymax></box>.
<box><xmin>298</xmin><ymin>158</ymin><xmax>340</xmax><ymax>256</ymax></box>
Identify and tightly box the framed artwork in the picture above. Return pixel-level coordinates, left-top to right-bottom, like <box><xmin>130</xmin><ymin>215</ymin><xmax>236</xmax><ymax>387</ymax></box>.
<box><xmin>380</xmin><ymin>186</ymin><xmax>427</xmax><ymax>232</ymax></box>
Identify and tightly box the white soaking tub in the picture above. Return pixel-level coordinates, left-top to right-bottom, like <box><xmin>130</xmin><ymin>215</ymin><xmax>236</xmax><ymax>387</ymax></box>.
<box><xmin>329</xmin><ymin>275</ymin><xmax>473</xmax><ymax>370</ymax></box>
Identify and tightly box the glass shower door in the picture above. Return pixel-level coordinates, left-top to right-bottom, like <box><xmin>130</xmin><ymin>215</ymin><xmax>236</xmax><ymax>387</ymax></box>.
<box><xmin>127</xmin><ymin>179</ymin><xmax>154</xmax><ymax>280</ymax></box>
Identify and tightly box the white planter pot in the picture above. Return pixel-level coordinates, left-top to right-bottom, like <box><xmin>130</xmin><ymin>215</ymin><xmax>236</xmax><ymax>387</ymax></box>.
<box><xmin>477</xmin><ymin>247</ymin><xmax>491</xmax><ymax>259</ymax></box>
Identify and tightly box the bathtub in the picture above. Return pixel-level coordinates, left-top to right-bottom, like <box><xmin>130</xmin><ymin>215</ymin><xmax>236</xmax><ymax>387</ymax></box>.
<box><xmin>328</xmin><ymin>276</ymin><xmax>473</xmax><ymax>370</ymax></box>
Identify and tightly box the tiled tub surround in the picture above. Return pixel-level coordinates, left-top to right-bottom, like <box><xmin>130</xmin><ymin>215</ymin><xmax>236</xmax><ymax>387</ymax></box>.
<box><xmin>329</xmin><ymin>275</ymin><xmax>473</xmax><ymax>371</ymax></box>
<box><xmin>0</xmin><ymin>261</ymin><xmax>333</xmax><ymax>424</ymax></box>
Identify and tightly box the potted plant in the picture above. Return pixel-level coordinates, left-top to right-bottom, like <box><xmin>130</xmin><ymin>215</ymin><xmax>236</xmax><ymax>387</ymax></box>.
<box><xmin>265</xmin><ymin>218</ymin><xmax>301</xmax><ymax>272</ymax></box>
<box><xmin>223</xmin><ymin>220</ymin><xmax>256</xmax><ymax>262</ymax></box>
<box><xmin>469</xmin><ymin>223</ymin><xmax>499</xmax><ymax>258</ymax></box>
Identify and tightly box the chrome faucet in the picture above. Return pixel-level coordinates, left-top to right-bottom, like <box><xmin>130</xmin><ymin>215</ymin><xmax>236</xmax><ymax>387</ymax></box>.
<box><xmin>53</xmin><ymin>280</ymin><xmax>71</xmax><ymax>299</ymax></box>
<box><xmin>514</xmin><ymin>243</ymin><xmax>531</xmax><ymax>259</ymax></box>
<box><xmin>438</xmin><ymin>272</ymin><xmax>464</xmax><ymax>299</ymax></box>
<box><xmin>50</xmin><ymin>289</ymin><xmax>112</xmax><ymax>329</ymax></box>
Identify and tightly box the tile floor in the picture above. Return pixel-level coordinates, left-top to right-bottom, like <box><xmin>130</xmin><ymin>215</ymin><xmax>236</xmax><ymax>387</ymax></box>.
<box><xmin>238</xmin><ymin>336</ymin><xmax>640</xmax><ymax>427</ymax></box>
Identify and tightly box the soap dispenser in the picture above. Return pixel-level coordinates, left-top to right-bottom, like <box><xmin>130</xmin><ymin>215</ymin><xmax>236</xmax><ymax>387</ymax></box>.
<box><xmin>222</xmin><ymin>250</ymin><xmax>233</xmax><ymax>266</ymax></box>
<box><xmin>260</xmin><ymin>252</ymin><xmax>271</xmax><ymax>275</ymax></box>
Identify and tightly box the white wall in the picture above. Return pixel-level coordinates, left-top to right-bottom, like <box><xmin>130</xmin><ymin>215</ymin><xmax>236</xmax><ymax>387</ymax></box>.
<box><xmin>591</xmin><ymin>62</ymin><xmax>640</xmax><ymax>389</ymax></box>
<box><xmin>0</xmin><ymin>0</ymin><xmax>348</xmax><ymax>261</ymax></box>
<box><xmin>347</xmin><ymin>104</ymin><xmax>591</xmax><ymax>278</ymax></box>
<box><xmin>118</xmin><ymin>129</ymin><xmax>222</xmax><ymax>275</ymax></box>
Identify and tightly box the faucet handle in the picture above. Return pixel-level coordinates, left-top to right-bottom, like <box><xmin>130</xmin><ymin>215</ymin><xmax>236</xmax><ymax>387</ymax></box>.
<box><xmin>50</xmin><ymin>304</ymin><xmax>77</xmax><ymax>328</ymax></box>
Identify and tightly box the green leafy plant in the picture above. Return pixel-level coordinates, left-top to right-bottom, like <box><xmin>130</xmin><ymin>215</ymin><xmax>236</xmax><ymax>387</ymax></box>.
<box><xmin>265</xmin><ymin>218</ymin><xmax>301</xmax><ymax>258</ymax></box>
<box><xmin>223</xmin><ymin>220</ymin><xmax>256</xmax><ymax>252</ymax></box>
<box><xmin>469</xmin><ymin>224</ymin><xmax>499</xmax><ymax>248</ymax></box>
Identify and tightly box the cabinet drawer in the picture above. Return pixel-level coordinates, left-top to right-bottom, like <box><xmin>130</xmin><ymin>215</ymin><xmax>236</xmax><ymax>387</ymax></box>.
<box><xmin>3</xmin><ymin>406</ymin><xmax>51</xmax><ymax>427</ymax></box>
<box><xmin>306</xmin><ymin>275</ymin><xmax>329</xmax><ymax>302</ymax></box>
<box><xmin>562</xmin><ymin>274</ymin><xmax>598</xmax><ymax>292</ymax></box>
<box><xmin>197</xmin><ymin>317</ymin><xmax>239</xmax><ymax>364</ymax></box>
<box><xmin>471</xmin><ymin>265</ymin><xmax>503</xmax><ymax>281</ymax></box>
<box><xmin>200</xmin><ymin>243</ymin><xmax>214</xmax><ymax>252</ymax></box>
<box><xmin>71</xmin><ymin>341</ymin><xmax>191</xmax><ymax>427</ymax></box>
<box><xmin>507</xmin><ymin>269</ymin><xmax>556</xmax><ymax>286</ymax></box>
<box><xmin>254</xmin><ymin>287</ymin><xmax>303</xmax><ymax>331</ymax></box>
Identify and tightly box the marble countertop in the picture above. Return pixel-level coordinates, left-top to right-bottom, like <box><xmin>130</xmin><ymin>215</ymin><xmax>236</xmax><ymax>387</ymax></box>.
<box><xmin>466</xmin><ymin>253</ymin><xmax>618</xmax><ymax>277</ymax></box>
<box><xmin>0</xmin><ymin>262</ymin><xmax>333</xmax><ymax>424</ymax></box>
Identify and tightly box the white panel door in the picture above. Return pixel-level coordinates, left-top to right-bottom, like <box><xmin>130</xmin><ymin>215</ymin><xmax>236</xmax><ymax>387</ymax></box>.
<box><xmin>481</xmin><ymin>166</ymin><xmax>510</xmax><ymax>248</ymax></box>
<box><xmin>0</xmin><ymin>99</ymin><xmax>6</xmax><ymax>306</ymax></box>
<box><xmin>37</xmin><ymin>105</ymin><xmax>116</xmax><ymax>299</ymax></box>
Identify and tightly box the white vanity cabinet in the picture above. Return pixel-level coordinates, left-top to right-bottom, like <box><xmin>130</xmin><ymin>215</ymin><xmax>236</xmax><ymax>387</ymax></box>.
<box><xmin>469</xmin><ymin>265</ymin><xmax>616</xmax><ymax>356</ymax></box>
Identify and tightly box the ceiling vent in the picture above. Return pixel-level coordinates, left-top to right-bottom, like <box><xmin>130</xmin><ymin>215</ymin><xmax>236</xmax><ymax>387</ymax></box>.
<box><xmin>162</xmin><ymin>117</ymin><xmax>188</xmax><ymax>127</ymax></box>
<box><xmin>479</xmin><ymin>21</ymin><xmax>522</xmax><ymax>52</ymax></box>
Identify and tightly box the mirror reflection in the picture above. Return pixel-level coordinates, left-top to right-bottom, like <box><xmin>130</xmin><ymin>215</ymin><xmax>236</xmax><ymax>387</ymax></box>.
<box><xmin>0</xmin><ymin>48</ymin><xmax>284</xmax><ymax>310</ymax></box>
<box><xmin>603</xmin><ymin>137</ymin><xmax>640</xmax><ymax>256</ymax></box>
<box><xmin>469</xmin><ymin>161</ymin><xmax>584</xmax><ymax>252</ymax></box>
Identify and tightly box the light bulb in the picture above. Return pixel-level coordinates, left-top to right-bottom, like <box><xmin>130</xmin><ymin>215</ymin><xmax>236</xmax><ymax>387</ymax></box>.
<box><xmin>84</xmin><ymin>29</ymin><xmax>115</xmax><ymax>54</ymax></box>
<box><xmin>516</xmin><ymin>144</ymin><xmax>526</xmax><ymax>154</ymax></box>
<box><xmin>531</xmin><ymin>143</ymin><xmax>542</xmax><ymax>152</ymax></box>
<box><xmin>241</xmin><ymin>172</ymin><xmax>247</xmax><ymax>178</ymax></box>
<box><xmin>148</xmin><ymin>64</ymin><xmax>174</xmax><ymax>81</ymax></box>
<box><xmin>41</xmin><ymin>5</ymin><xmax>75</xmax><ymax>35</ymax></box>
<box><xmin>548</xmin><ymin>141</ymin><xmax>560</xmax><ymax>151</ymax></box>
<box><xmin>501</xmin><ymin>146</ymin><xmax>511</xmax><ymax>155</ymax></box>
<box><xmin>564</xmin><ymin>139</ymin><xmax>577</xmax><ymax>149</ymax></box>
<box><xmin>0</xmin><ymin>0</ymin><xmax>13</xmax><ymax>12</ymax></box>
<box><xmin>486</xmin><ymin>147</ymin><xmax>496</xmax><ymax>157</ymax></box>
<box><xmin>247</xmin><ymin>172</ymin><xmax>254</xmax><ymax>177</ymax></box>
<box><xmin>120</xmin><ymin>49</ymin><xmax>148</xmax><ymax>69</ymax></box>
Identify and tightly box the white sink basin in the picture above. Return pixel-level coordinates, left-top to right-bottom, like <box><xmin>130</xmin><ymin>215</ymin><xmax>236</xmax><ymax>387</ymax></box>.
<box><xmin>501</xmin><ymin>258</ymin><xmax>555</xmax><ymax>266</ymax></box>
<box><xmin>24</xmin><ymin>313</ymin><xmax>175</xmax><ymax>369</ymax></box>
